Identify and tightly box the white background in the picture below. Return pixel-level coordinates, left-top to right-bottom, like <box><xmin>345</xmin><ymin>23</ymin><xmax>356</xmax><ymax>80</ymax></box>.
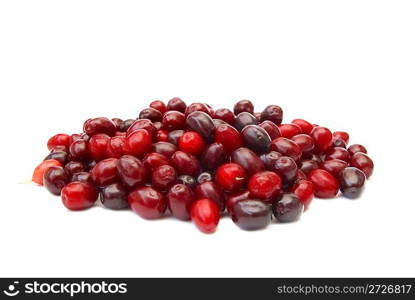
<box><xmin>0</xmin><ymin>0</ymin><xmax>414</xmax><ymax>277</ymax></box>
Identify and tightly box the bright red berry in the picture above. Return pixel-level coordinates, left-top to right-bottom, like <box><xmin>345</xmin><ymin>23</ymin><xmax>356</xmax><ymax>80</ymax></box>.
<box><xmin>311</xmin><ymin>126</ymin><xmax>332</xmax><ymax>153</ymax></box>
<box><xmin>128</xmin><ymin>186</ymin><xmax>167</xmax><ymax>219</ymax></box>
<box><xmin>47</xmin><ymin>134</ymin><xmax>71</xmax><ymax>151</ymax></box>
<box><xmin>32</xmin><ymin>159</ymin><xmax>62</xmax><ymax>185</ymax></box>
<box><xmin>308</xmin><ymin>169</ymin><xmax>339</xmax><ymax>198</ymax></box>
<box><xmin>191</xmin><ymin>198</ymin><xmax>220</xmax><ymax>234</ymax></box>
<box><xmin>61</xmin><ymin>182</ymin><xmax>98</xmax><ymax>210</ymax></box>
<box><xmin>125</xmin><ymin>129</ymin><xmax>152</xmax><ymax>158</ymax></box>
<box><xmin>248</xmin><ymin>171</ymin><xmax>282</xmax><ymax>200</ymax></box>
<box><xmin>215</xmin><ymin>163</ymin><xmax>246</xmax><ymax>192</ymax></box>
<box><xmin>178</xmin><ymin>131</ymin><xmax>206</xmax><ymax>155</ymax></box>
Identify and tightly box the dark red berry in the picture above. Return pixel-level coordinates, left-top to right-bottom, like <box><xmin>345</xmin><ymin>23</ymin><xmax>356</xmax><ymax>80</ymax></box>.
<box><xmin>117</xmin><ymin>155</ymin><xmax>148</xmax><ymax>188</ymax></box>
<box><xmin>215</xmin><ymin>163</ymin><xmax>246</xmax><ymax>192</ymax></box>
<box><xmin>321</xmin><ymin>159</ymin><xmax>348</xmax><ymax>178</ymax></box>
<box><xmin>167</xmin><ymin>97</ymin><xmax>187</xmax><ymax>112</ymax></box>
<box><xmin>260</xmin><ymin>151</ymin><xmax>282</xmax><ymax>171</ymax></box>
<box><xmin>71</xmin><ymin>172</ymin><xmax>93</xmax><ymax>184</ymax></box>
<box><xmin>191</xmin><ymin>198</ymin><xmax>220</xmax><ymax>234</ymax></box>
<box><xmin>143</xmin><ymin>152</ymin><xmax>170</xmax><ymax>172</ymax></box>
<box><xmin>44</xmin><ymin>150</ymin><xmax>68</xmax><ymax>165</ymax></box>
<box><xmin>270</xmin><ymin>137</ymin><xmax>302</xmax><ymax>162</ymax></box>
<box><xmin>64</xmin><ymin>161</ymin><xmax>85</xmax><ymax>177</ymax></box>
<box><xmin>214</xmin><ymin>108</ymin><xmax>235</xmax><ymax>125</ymax></box>
<box><xmin>350</xmin><ymin>152</ymin><xmax>374</xmax><ymax>178</ymax></box>
<box><xmin>260</xmin><ymin>105</ymin><xmax>283</xmax><ymax>125</ymax></box>
<box><xmin>112</xmin><ymin>118</ymin><xmax>124</xmax><ymax>131</ymax></box>
<box><xmin>70</xmin><ymin>139</ymin><xmax>90</xmax><ymax>160</ymax></box>
<box><xmin>234</xmin><ymin>112</ymin><xmax>257</xmax><ymax>131</ymax></box>
<box><xmin>214</xmin><ymin>124</ymin><xmax>243</xmax><ymax>154</ymax></box>
<box><xmin>150</xmin><ymin>100</ymin><xmax>167</xmax><ymax>114</ymax></box>
<box><xmin>139</xmin><ymin>108</ymin><xmax>162</xmax><ymax>122</ymax></box>
<box><xmin>348</xmin><ymin>144</ymin><xmax>368</xmax><ymax>156</ymax></box>
<box><xmin>100</xmin><ymin>182</ymin><xmax>129</xmax><ymax>209</ymax></box>
<box><xmin>231</xmin><ymin>147</ymin><xmax>265</xmax><ymax>176</ymax></box>
<box><xmin>43</xmin><ymin>166</ymin><xmax>69</xmax><ymax>195</ymax></box>
<box><xmin>259</xmin><ymin>121</ymin><xmax>281</xmax><ymax>140</ymax></box>
<box><xmin>272</xmin><ymin>193</ymin><xmax>303</xmax><ymax>222</ymax></box>
<box><xmin>241</xmin><ymin>125</ymin><xmax>271</xmax><ymax>154</ymax></box>
<box><xmin>233</xmin><ymin>99</ymin><xmax>254</xmax><ymax>115</ymax></box>
<box><xmin>177</xmin><ymin>175</ymin><xmax>197</xmax><ymax>189</ymax></box>
<box><xmin>308</xmin><ymin>169</ymin><xmax>339</xmax><ymax>198</ymax></box>
<box><xmin>299</xmin><ymin>159</ymin><xmax>319</xmax><ymax>174</ymax></box>
<box><xmin>152</xmin><ymin>142</ymin><xmax>177</xmax><ymax>158</ymax></box>
<box><xmin>186</xmin><ymin>111</ymin><xmax>215</xmax><ymax>142</ymax></box>
<box><xmin>225</xmin><ymin>190</ymin><xmax>250</xmax><ymax>214</ymax></box>
<box><xmin>156</xmin><ymin>130</ymin><xmax>168</xmax><ymax>142</ymax></box>
<box><xmin>127</xmin><ymin>119</ymin><xmax>157</xmax><ymax>139</ymax></box>
<box><xmin>61</xmin><ymin>182</ymin><xmax>98</xmax><ymax>210</ymax></box>
<box><xmin>185</xmin><ymin>102</ymin><xmax>210</xmax><ymax>116</ymax></box>
<box><xmin>325</xmin><ymin>147</ymin><xmax>350</xmax><ymax>163</ymax></box>
<box><xmin>83</xmin><ymin>117</ymin><xmax>116</xmax><ymax>137</ymax></box>
<box><xmin>152</xmin><ymin>165</ymin><xmax>177</xmax><ymax>191</ymax></box>
<box><xmin>273</xmin><ymin>156</ymin><xmax>298</xmax><ymax>184</ymax></box>
<box><xmin>333</xmin><ymin>131</ymin><xmax>349</xmax><ymax>145</ymax></box>
<box><xmin>195</xmin><ymin>181</ymin><xmax>225</xmax><ymax>211</ymax></box>
<box><xmin>167</xmin><ymin>184</ymin><xmax>195</xmax><ymax>220</ymax></box>
<box><xmin>231</xmin><ymin>200</ymin><xmax>271</xmax><ymax>231</ymax></box>
<box><xmin>311</xmin><ymin>126</ymin><xmax>332</xmax><ymax>153</ymax></box>
<box><xmin>90</xmin><ymin>158</ymin><xmax>118</xmax><ymax>187</ymax></box>
<box><xmin>339</xmin><ymin>167</ymin><xmax>366</xmax><ymax>199</ymax></box>
<box><xmin>197</xmin><ymin>172</ymin><xmax>213</xmax><ymax>184</ymax></box>
<box><xmin>162</xmin><ymin>111</ymin><xmax>186</xmax><ymax>131</ymax></box>
<box><xmin>200</xmin><ymin>142</ymin><xmax>225</xmax><ymax>171</ymax></box>
<box><xmin>170</xmin><ymin>151</ymin><xmax>200</xmax><ymax>176</ymax></box>
<box><xmin>167</xmin><ymin>130</ymin><xmax>185</xmax><ymax>145</ymax></box>
<box><xmin>128</xmin><ymin>186</ymin><xmax>166</xmax><ymax>219</ymax></box>
<box><xmin>120</xmin><ymin>119</ymin><xmax>135</xmax><ymax>132</ymax></box>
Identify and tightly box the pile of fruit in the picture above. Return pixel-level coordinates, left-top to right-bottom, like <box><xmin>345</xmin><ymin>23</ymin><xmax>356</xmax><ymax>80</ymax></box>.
<box><xmin>32</xmin><ymin>98</ymin><xmax>374</xmax><ymax>233</ymax></box>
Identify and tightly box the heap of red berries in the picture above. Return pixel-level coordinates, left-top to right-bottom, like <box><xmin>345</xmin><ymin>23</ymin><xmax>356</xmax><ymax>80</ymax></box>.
<box><xmin>32</xmin><ymin>98</ymin><xmax>374</xmax><ymax>233</ymax></box>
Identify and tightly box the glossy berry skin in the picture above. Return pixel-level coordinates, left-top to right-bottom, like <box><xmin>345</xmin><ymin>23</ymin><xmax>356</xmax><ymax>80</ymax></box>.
<box><xmin>195</xmin><ymin>181</ymin><xmax>225</xmax><ymax>211</ymax></box>
<box><xmin>106</xmin><ymin>136</ymin><xmax>127</xmax><ymax>158</ymax></box>
<box><xmin>47</xmin><ymin>134</ymin><xmax>71</xmax><ymax>151</ymax></box>
<box><xmin>273</xmin><ymin>156</ymin><xmax>298</xmax><ymax>184</ymax></box>
<box><xmin>167</xmin><ymin>97</ymin><xmax>186</xmax><ymax>112</ymax></box>
<box><xmin>214</xmin><ymin>124</ymin><xmax>243</xmax><ymax>154</ymax></box>
<box><xmin>350</xmin><ymin>152</ymin><xmax>374</xmax><ymax>178</ymax></box>
<box><xmin>215</xmin><ymin>163</ymin><xmax>246</xmax><ymax>192</ymax></box>
<box><xmin>213</xmin><ymin>108</ymin><xmax>235</xmax><ymax>125</ymax></box>
<box><xmin>167</xmin><ymin>130</ymin><xmax>185</xmax><ymax>145</ymax></box>
<box><xmin>143</xmin><ymin>152</ymin><xmax>170</xmax><ymax>172</ymax></box>
<box><xmin>139</xmin><ymin>108</ymin><xmax>162</xmax><ymax>122</ymax></box>
<box><xmin>156</xmin><ymin>130</ymin><xmax>168</xmax><ymax>142</ymax></box>
<box><xmin>185</xmin><ymin>102</ymin><xmax>211</xmax><ymax>116</ymax></box>
<box><xmin>248</xmin><ymin>171</ymin><xmax>282</xmax><ymax>200</ymax></box>
<box><xmin>152</xmin><ymin>165</ymin><xmax>177</xmax><ymax>191</ymax></box>
<box><xmin>231</xmin><ymin>147</ymin><xmax>265</xmax><ymax>176</ymax></box>
<box><xmin>292</xmin><ymin>119</ymin><xmax>313</xmax><ymax>134</ymax></box>
<box><xmin>292</xmin><ymin>134</ymin><xmax>314</xmax><ymax>153</ymax></box>
<box><xmin>321</xmin><ymin>159</ymin><xmax>348</xmax><ymax>178</ymax></box>
<box><xmin>234</xmin><ymin>112</ymin><xmax>257</xmax><ymax>131</ymax></box>
<box><xmin>152</xmin><ymin>142</ymin><xmax>177</xmax><ymax>158</ymax></box>
<box><xmin>90</xmin><ymin>158</ymin><xmax>118</xmax><ymax>187</ymax></box>
<box><xmin>260</xmin><ymin>105</ymin><xmax>283</xmax><ymax>125</ymax></box>
<box><xmin>120</xmin><ymin>119</ymin><xmax>135</xmax><ymax>132</ymax></box>
<box><xmin>150</xmin><ymin>100</ymin><xmax>167</xmax><ymax>114</ymax></box>
<box><xmin>71</xmin><ymin>172</ymin><xmax>93</xmax><ymax>184</ymax></box>
<box><xmin>339</xmin><ymin>167</ymin><xmax>366</xmax><ymax>199</ymax></box>
<box><xmin>64</xmin><ymin>161</ymin><xmax>85</xmax><ymax>177</ymax></box>
<box><xmin>83</xmin><ymin>117</ymin><xmax>116</xmax><ymax>137</ymax></box>
<box><xmin>308</xmin><ymin>169</ymin><xmax>339</xmax><ymax>198</ymax></box>
<box><xmin>333</xmin><ymin>131</ymin><xmax>349</xmax><ymax>145</ymax></box>
<box><xmin>171</xmin><ymin>151</ymin><xmax>200</xmax><ymax>176</ymax></box>
<box><xmin>69</xmin><ymin>139</ymin><xmax>90</xmax><ymax>160</ymax></box>
<box><xmin>272</xmin><ymin>193</ymin><xmax>303</xmax><ymax>222</ymax></box>
<box><xmin>125</xmin><ymin>129</ymin><xmax>152</xmax><ymax>158</ymax></box>
<box><xmin>233</xmin><ymin>99</ymin><xmax>254</xmax><ymax>115</ymax></box>
<box><xmin>61</xmin><ymin>182</ymin><xmax>98</xmax><ymax>210</ymax></box>
<box><xmin>178</xmin><ymin>131</ymin><xmax>206</xmax><ymax>155</ymax></box>
<box><xmin>332</xmin><ymin>138</ymin><xmax>347</xmax><ymax>149</ymax></box>
<box><xmin>177</xmin><ymin>175</ymin><xmax>197</xmax><ymax>189</ymax></box>
<box><xmin>186</xmin><ymin>111</ymin><xmax>215</xmax><ymax>142</ymax></box>
<box><xmin>43</xmin><ymin>166</ymin><xmax>69</xmax><ymax>195</ymax></box>
<box><xmin>270</xmin><ymin>137</ymin><xmax>302</xmax><ymax>162</ymax></box>
<box><xmin>201</xmin><ymin>143</ymin><xmax>225</xmax><ymax>171</ymax></box>
<box><xmin>190</xmin><ymin>199</ymin><xmax>220</xmax><ymax>234</ymax></box>
<box><xmin>213</xmin><ymin>119</ymin><xmax>226</xmax><ymax>127</ymax></box>
<box><xmin>310</xmin><ymin>126</ymin><xmax>333</xmax><ymax>153</ymax></box>
<box><xmin>325</xmin><ymin>147</ymin><xmax>350</xmax><ymax>163</ymax></box>
<box><xmin>88</xmin><ymin>134</ymin><xmax>110</xmax><ymax>161</ymax></box>
<box><xmin>292</xmin><ymin>179</ymin><xmax>314</xmax><ymax>209</ymax></box>
<box><xmin>231</xmin><ymin>200</ymin><xmax>271</xmax><ymax>231</ymax></box>
<box><xmin>117</xmin><ymin>155</ymin><xmax>148</xmax><ymax>188</ymax></box>
<box><xmin>279</xmin><ymin>123</ymin><xmax>302</xmax><ymax>139</ymax></box>
<box><xmin>100</xmin><ymin>183</ymin><xmax>129</xmax><ymax>209</ymax></box>
<box><xmin>300</xmin><ymin>159</ymin><xmax>319</xmax><ymax>174</ymax></box>
<box><xmin>32</xmin><ymin>159</ymin><xmax>62</xmax><ymax>185</ymax></box>
<box><xmin>162</xmin><ymin>111</ymin><xmax>186</xmax><ymax>131</ymax></box>
<box><xmin>167</xmin><ymin>184</ymin><xmax>195</xmax><ymax>220</ymax></box>
<box><xmin>128</xmin><ymin>186</ymin><xmax>166</xmax><ymax>219</ymax></box>
<box><xmin>348</xmin><ymin>144</ymin><xmax>368</xmax><ymax>156</ymax></box>
<box><xmin>127</xmin><ymin>119</ymin><xmax>157</xmax><ymax>139</ymax></box>
<box><xmin>241</xmin><ymin>125</ymin><xmax>271</xmax><ymax>154</ymax></box>
<box><xmin>44</xmin><ymin>150</ymin><xmax>68</xmax><ymax>165</ymax></box>
<box><xmin>259</xmin><ymin>121</ymin><xmax>281</xmax><ymax>140</ymax></box>
<box><xmin>225</xmin><ymin>190</ymin><xmax>250</xmax><ymax>214</ymax></box>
